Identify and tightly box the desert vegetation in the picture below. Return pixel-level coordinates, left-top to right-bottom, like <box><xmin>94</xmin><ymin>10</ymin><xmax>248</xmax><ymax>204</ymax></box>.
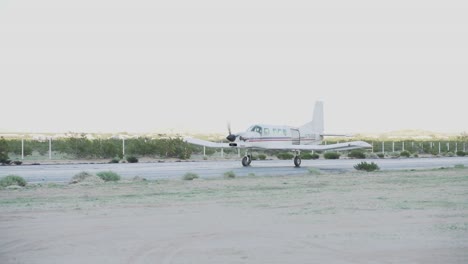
<box><xmin>302</xmin><ymin>153</ymin><xmax>320</xmax><ymax>160</ymax></box>
<box><xmin>223</xmin><ymin>171</ymin><xmax>236</xmax><ymax>179</ymax></box>
<box><xmin>354</xmin><ymin>161</ymin><xmax>380</xmax><ymax>172</ymax></box>
<box><xmin>324</xmin><ymin>152</ymin><xmax>340</xmax><ymax>159</ymax></box>
<box><xmin>347</xmin><ymin>150</ymin><xmax>366</xmax><ymax>159</ymax></box>
<box><xmin>276</xmin><ymin>152</ymin><xmax>295</xmax><ymax>160</ymax></box>
<box><xmin>96</xmin><ymin>171</ymin><xmax>121</xmax><ymax>182</ymax></box>
<box><xmin>4</xmin><ymin>136</ymin><xmax>193</xmax><ymax>161</ymax></box>
<box><xmin>0</xmin><ymin>175</ymin><xmax>27</xmax><ymax>187</ymax></box>
<box><xmin>182</xmin><ymin>172</ymin><xmax>199</xmax><ymax>181</ymax></box>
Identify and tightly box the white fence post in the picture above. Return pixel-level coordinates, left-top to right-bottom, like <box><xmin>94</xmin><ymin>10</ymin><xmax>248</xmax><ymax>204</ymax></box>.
<box><xmin>49</xmin><ymin>137</ymin><xmax>52</xmax><ymax>160</ymax></box>
<box><xmin>221</xmin><ymin>148</ymin><xmax>224</xmax><ymax>158</ymax></box>
<box><xmin>122</xmin><ymin>138</ymin><xmax>125</xmax><ymax>157</ymax></box>
<box><xmin>439</xmin><ymin>142</ymin><xmax>441</xmax><ymax>154</ymax></box>
<box><xmin>392</xmin><ymin>141</ymin><xmax>395</xmax><ymax>152</ymax></box>
<box><xmin>382</xmin><ymin>141</ymin><xmax>385</xmax><ymax>154</ymax></box>
<box><xmin>203</xmin><ymin>146</ymin><xmax>206</xmax><ymax>157</ymax></box>
<box><xmin>21</xmin><ymin>137</ymin><xmax>24</xmax><ymax>160</ymax></box>
<box><xmin>402</xmin><ymin>142</ymin><xmax>405</xmax><ymax>151</ymax></box>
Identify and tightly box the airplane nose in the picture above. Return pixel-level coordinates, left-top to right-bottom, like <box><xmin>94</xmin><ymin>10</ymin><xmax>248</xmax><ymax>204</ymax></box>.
<box><xmin>226</xmin><ymin>134</ymin><xmax>236</xmax><ymax>142</ymax></box>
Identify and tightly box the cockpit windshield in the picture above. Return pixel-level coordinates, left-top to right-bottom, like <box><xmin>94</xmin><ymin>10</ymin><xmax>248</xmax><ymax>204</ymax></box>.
<box><xmin>250</xmin><ymin>125</ymin><xmax>263</xmax><ymax>135</ymax></box>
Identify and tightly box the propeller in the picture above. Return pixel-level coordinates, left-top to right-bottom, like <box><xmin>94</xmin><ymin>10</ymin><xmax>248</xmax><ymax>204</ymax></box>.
<box><xmin>226</xmin><ymin>122</ymin><xmax>237</xmax><ymax>142</ymax></box>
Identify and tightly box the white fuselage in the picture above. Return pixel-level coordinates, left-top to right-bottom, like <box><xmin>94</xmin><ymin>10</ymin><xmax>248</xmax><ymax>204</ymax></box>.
<box><xmin>233</xmin><ymin>124</ymin><xmax>323</xmax><ymax>149</ymax></box>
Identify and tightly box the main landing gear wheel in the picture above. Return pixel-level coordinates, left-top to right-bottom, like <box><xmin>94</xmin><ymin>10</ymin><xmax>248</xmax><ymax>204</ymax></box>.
<box><xmin>294</xmin><ymin>156</ymin><xmax>301</xmax><ymax>167</ymax></box>
<box><xmin>242</xmin><ymin>155</ymin><xmax>252</xmax><ymax>167</ymax></box>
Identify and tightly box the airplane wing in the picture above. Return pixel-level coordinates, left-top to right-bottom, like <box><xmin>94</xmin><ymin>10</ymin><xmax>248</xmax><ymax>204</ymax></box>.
<box><xmin>260</xmin><ymin>141</ymin><xmax>372</xmax><ymax>151</ymax></box>
<box><xmin>184</xmin><ymin>138</ymin><xmax>231</xmax><ymax>148</ymax></box>
<box><xmin>185</xmin><ymin>137</ymin><xmax>371</xmax><ymax>151</ymax></box>
<box><xmin>291</xmin><ymin>141</ymin><xmax>371</xmax><ymax>151</ymax></box>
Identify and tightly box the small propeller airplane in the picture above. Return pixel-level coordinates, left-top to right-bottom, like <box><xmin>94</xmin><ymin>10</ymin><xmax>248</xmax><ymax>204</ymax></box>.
<box><xmin>184</xmin><ymin>101</ymin><xmax>371</xmax><ymax>167</ymax></box>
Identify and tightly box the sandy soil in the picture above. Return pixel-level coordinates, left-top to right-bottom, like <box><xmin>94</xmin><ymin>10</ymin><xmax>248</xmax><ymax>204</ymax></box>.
<box><xmin>1</xmin><ymin>169</ymin><xmax>467</xmax><ymax>264</ymax></box>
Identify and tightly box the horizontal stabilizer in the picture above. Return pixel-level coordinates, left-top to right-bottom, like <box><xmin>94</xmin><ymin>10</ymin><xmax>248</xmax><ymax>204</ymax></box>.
<box><xmin>184</xmin><ymin>138</ymin><xmax>231</xmax><ymax>148</ymax></box>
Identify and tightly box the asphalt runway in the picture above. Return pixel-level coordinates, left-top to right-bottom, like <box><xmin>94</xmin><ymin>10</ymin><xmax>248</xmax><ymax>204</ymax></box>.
<box><xmin>1</xmin><ymin>157</ymin><xmax>468</xmax><ymax>184</ymax></box>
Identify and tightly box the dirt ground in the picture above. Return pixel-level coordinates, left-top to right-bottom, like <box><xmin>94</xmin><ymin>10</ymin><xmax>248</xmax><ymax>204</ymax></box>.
<box><xmin>1</xmin><ymin>168</ymin><xmax>467</xmax><ymax>264</ymax></box>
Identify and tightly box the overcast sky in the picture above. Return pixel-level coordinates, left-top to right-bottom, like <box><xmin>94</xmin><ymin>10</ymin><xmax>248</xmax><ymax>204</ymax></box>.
<box><xmin>1</xmin><ymin>0</ymin><xmax>467</xmax><ymax>134</ymax></box>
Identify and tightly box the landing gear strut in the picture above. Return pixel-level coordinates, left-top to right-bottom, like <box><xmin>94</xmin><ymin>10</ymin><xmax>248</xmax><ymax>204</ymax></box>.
<box><xmin>242</xmin><ymin>154</ymin><xmax>252</xmax><ymax>167</ymax></box>
<box><xmin>294</xmin><ymin>151</ymin><xmax>301</xmax><ymax>167</ymax></box>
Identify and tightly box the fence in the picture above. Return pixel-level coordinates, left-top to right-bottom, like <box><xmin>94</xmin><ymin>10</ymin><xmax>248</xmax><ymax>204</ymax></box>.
<box><xmin>3</xmin><ymin>137</ymin><xmax>468</xmax><ymax>161</ymax></box>
<box><xmin>4</xmin><ymin>137</ymin><xmax>191</xmax><ymax>161</ymax></box>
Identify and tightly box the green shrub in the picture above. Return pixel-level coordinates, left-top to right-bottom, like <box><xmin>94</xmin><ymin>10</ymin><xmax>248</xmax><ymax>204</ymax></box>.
<box><xmin>446</xmin><ymin>152</ymin><xmax>455</xmax><ymax>157</ymax></box>
<box><xmin>377</xmin><ymin>153</ymin><xmax>385</xmax><ymax>158</ymax></box>
<box><xmin>277</xmin><ymin>153</ymin><xmax>294</xmax><ymax>160</ymax></box>
<box><xmin>96</xmin><ymin>171</ymin><xmax>121</xmax><ymax>182</ymax></box>
<box><xmin>0</xmin><ymin>175</ymin><xmax>27</xmax><ymax>187</ymax></box>
<box><xmin>126</xmin><ymin>156</ymin><xmax>139</xmax><ymax>163</ymax></box>
<box><xmin>324</xmin><ymin>152</ymin><xmax>340</xmax><ymax>159</ymax></box>
<box><xmin>224</xmin><ymin>171</ymin><xmax>236</xmax><ymax>179</ymax></box>
<box><xmin>178</xmin><ymin>151</ymin><xmax>190</xmax><ymax>160</ymax></box>
<box><xmin>71</xmin><ymin>171</ymin><xmax>94</xmax><ymax>182</ymax></box>
<box><xmin>348</xmin><ymin>150</ymin><xmax>366</xmax><ymax>159</ymax></box>
<box><xmin>354</xmin><ymin>161</ymin><xmax>380</xmax><ymax>172</ymax></box>
<box><xmin>456</xmin><ymin>151</ymin><xmax>466</xmax><ymax>157</ymax></box>
<box><xmin>258</xmin><ymin>154</ymin><xmax>267</xmax><ymax>160</ymax></box>
<box><xmin>183</xmin><ymin>172</ymin><xmax>199</xmax><ymax>180</ymax></box>
<box><xmin>132</xmin><ymin>176</ymin><xmax>147</xmax><ymax>182</ymax></box>
<box><xmin>454</xmin><ymin>164</ymin><xmax>465</xmax><ymax>169</ymax></box>
<box><xmin>13</xmin><ymin>160</ymin><xmax>22</xmax><ymax>165</ymax></box>
<box><xmin>307</xmin><ymin>168</ymin><xmax>321</xmax><ymax>175</ymax></box>
<box><xmin>1</xmin><ymin>159</ymin><xmax>11</xmax><ymax>165</ymax></box>
<box><xmin>400</xmin><ymin>151</ymin><xmax>411</xmax><ymax>158</ymax></box>
<box><xmin>109</xmin><ymin>158</ymin><xmax>120</xmax><ymax>163</ymax></box>
<box><xmin>251</xmin><ymin>155</ymin><xmax>258</xmax><ymax>161</ymax></box>
<box><xmin>0</xmin><ymin>137</ymin><xmax>10</xmax><ymax>164</ymax></box>
<box><xmin>302</xmin><ymin>153</ymin><xmax>319</xmax><ymax>160</ymax></box>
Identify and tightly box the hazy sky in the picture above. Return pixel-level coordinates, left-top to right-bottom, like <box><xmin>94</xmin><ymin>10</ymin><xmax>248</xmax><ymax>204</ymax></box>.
<box><xmin>1</xmin><ymin>0</ymin><xmax>467</xmax><ymax>134</ymax></box>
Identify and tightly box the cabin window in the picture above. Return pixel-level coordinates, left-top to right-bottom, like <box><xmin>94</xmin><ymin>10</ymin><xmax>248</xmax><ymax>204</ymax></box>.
<box><xmin>283</xmin><ymin>129</ymin><xmax>287</xmax><ymax>136</ymax></box>
<box><xmin>264</xmin><ymin>128</ymin><xmax>270</xmax><ymax>136</ymax></box>
<box><xmin>272</xmin><ymin>128</ymin><xmax>277</xmax><ymax>135</ymax></box>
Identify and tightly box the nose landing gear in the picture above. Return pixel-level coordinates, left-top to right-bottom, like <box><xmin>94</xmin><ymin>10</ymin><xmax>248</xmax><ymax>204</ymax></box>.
<box><xmin>242</xmin><ymin>154</ymin><xmax>252</xmax><ymax>167</ymax></box>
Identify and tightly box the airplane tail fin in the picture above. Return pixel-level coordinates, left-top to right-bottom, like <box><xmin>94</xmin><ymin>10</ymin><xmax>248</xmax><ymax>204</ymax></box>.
<box><xmin>300</xmin><ymin>101</ymin><xmax>324</xmax><ymax>135</ymax></box>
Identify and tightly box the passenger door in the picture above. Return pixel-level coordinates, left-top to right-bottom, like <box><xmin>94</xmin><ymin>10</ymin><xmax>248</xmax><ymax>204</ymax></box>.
<box><xmin>291</xmin><ymin>128</ymin><xmax>300</xmax><ymax>145</ymax></box>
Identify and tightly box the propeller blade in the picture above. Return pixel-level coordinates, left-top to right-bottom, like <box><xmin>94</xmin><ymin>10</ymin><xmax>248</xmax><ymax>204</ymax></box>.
<box><xmin>226</xmin><ymin>121</ymin><xmax>236</xmax><ymax>142</ymax></box>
